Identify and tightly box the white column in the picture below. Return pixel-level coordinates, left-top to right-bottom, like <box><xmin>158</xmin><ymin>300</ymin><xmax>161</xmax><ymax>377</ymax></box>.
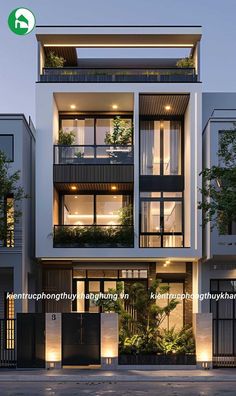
<box><xmin>101</xmin><ymin>313</ymin><xmax>119</xmax><ymax>369</ymax></box>
<box><xmin>133</xmin><ymin>92</ymin><xmax>139</xmax><ymax>249</ymax></box>
<box><xmin>45</xmin><ymin>313</ymin><xmax>62</xmax><ymax>369</ymax></box>
<box><xmin>193</xmin><ymin>313</ymin><xmax>213</xmax><ymax>369</ymax></box>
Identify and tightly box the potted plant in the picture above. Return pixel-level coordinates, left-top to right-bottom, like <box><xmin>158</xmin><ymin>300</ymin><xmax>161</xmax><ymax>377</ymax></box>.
<box><xmin>45</xmin><ymin>51</ymin><xmax>66</xmax><ymax>68</ymax></box>
<box><xmin>104</xmin><ymin>117</ymin><xmax>133</xmax><ymax>163</ymax></box>
<box><xmin>176</xmin><ymin>57</ymin><xmax>195</xmax><ymax>68</ymax></box>
<box><xmin>57</xmin><ymin>129</ymin><xmax>76</xmax><ymax>164</ymax></box>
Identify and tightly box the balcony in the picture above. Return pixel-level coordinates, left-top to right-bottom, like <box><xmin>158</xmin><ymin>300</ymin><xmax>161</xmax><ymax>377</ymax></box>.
<box><xmin>53</xmin><ymin>225</ymin><xmax>134</xmax><ymax>248</ymax></box>
<box><xmin>54</xmin><ymin>145</ymin><xmax>134</xmax><ymax>165</ymax></box>
<box><xmin>41</xmin><ymin>67</ymin><xmax>197</xmax><ymax>83</ymax></box>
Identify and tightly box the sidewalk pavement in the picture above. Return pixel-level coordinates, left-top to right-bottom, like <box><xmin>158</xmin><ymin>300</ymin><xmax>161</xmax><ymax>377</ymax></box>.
<box><xmin>0</xmin><ymin>369</ymin><xmax>236</xmax><ymax>382</ymax></box>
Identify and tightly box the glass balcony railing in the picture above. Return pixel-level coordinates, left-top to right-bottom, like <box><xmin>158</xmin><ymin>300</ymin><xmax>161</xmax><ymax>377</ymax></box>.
<box><xmin>53</xmin><ymin>225</ymin><xmax>134</xmax><ymax>248</ymax></box>
<box><xmin>41</xmin><ymin>67</ymin><xmax>197</xmax><ymax>83</ymax></box>
<box><xmin>54</xmin><ymin>145</ymin><xmax>134</xmax><ymax>165</ymax></box>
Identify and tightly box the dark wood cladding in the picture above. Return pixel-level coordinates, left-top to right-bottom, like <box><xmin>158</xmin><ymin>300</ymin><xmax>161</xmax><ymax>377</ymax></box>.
<box><xmin>140</xmin><ymin>175</ymin><xmax>184</xmax><ymax>192</ymax></box>
<box><xmin>42</xmin><ymin>268</ymin><xmax>72</xmax><ymax>313</ymax></box>
<box><xmin>54</xmin><ymin>164</ymin><xmax>134</xmax><ymax>183</ymax></box>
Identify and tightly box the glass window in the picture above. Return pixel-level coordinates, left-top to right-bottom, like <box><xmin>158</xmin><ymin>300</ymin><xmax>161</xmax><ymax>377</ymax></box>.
<box><xmin>163</xmin><ymin>192</ymin><xmax>182</xmax><ymax>198</ymax></box>
<box><xmin>163</xmin><ymin>121</ymin><xmax>181</xmax><ymax>175</ymax></box>
<box><xmin>96</xmin><ymin>118</ymin><xmax>113</xmax><ymax>145</ymax></box>
<box><xmin>141</xmin><ymin>201</ymin><xmax>160</xmax><ymax>232</ymax></box>
<box><xmin>140</xmin><ymin>193</ymin><xmax>183</xmax><ymax>248</ymax></box>
<box><xmin>63</xmin><ymin>195</ymin><xmax>94</xmax><ymax>225</ymax></box>
<box><xmin>61</xmin><ymin>119</ymin><xmax>94</xmax><ymax>145</ymax></box>
<box><xmin>0</xmin><ymin>136</ymin><xmax>13</xmax><ymax>161</ymax></box>
<box><xmin>140</xmin><ymin>120</ymin><xmax>182</xmax><ymax>175</ymax></box>
<box><xmin>164</xmin><ymin>201</ymin><xmax>182</xmax><ymax>232</ymax></box>
<box><xmin>6</xmin><ymin>197</ymin><xmax>14</xmax><ymax>247</ymax></box>
<box><xmin>96</xmin><ymin>195</ymin><xmax>123</xmax><ymax>225</ymax></box>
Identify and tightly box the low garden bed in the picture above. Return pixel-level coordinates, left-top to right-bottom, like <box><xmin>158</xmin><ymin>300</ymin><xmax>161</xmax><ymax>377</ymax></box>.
<box><xmin>118</xmin><ymin>353</ymin><xmax>196</xmax><ymax>365</ymax></box>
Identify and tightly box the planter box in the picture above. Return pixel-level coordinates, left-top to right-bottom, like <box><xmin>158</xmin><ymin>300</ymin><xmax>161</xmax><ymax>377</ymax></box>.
<box><xmin>118</xmin><ymin>354</ymin><xmax>196</xmax><ymax>365</ymax></box>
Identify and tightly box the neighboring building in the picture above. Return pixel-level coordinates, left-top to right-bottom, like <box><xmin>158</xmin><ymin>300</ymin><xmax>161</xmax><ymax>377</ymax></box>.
<box><xmin>0</xmin><ymin>114</ymin><xmax>36</xmax><ymax>319</ymax></box>
<box><xmin>201</xmin><ymin>94</ymin><xmax>236</xmax><ymax>366</ymax></box>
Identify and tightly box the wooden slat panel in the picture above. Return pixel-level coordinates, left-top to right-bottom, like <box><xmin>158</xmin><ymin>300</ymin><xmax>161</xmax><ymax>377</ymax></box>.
<box><xmin>53</xmin><ymin>164</ymin><xmax>134</xmax><ymax>183</ymax></box>
<box><xmin>140</xmin><ymin>94</ymin><xmax>189</xmax><ymax>116</ymax></box>
<box><xmin>43</xmin><ymin>269</ymin><xmax>72</xmax><ymax>313</ymax></box>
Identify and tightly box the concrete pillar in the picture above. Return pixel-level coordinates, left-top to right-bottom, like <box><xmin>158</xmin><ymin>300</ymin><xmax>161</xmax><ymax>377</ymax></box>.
<box><xmin>101</xmin><ymin>313</ymin><xmax>119</xmax><ymax>369</ymax></box>
<box><xmin>45</xmin><ymin>313</ymin><xmax>62</xmax><ymax>369</ymax></box>
<box><xmin>193</xmin><ymin>313</ymin><xmax>213</xmax><ymax>369</ymax></box>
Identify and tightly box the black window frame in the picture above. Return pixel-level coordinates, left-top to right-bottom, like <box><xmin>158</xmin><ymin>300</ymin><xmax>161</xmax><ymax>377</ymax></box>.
<box><xmin>0</xmin><ymin>134</ymin><xmax>14</xmax><ymax>162</ymax></box>
<box><xmin>59</xmin><ymin>113</ymin><xmax>134</xmax><ymax>146</ymax></box>
<box><xmin>59</xmin><ymin>191</ymin><xmax>133</xmax><ymax>226</ymax></box>
<box><xmin>139</xmin><ymin>192</ymin><xmax>184</xmax><ymax>248</ymax></box>
<box><xmin>139</xmin><ymin>116</ymin><xmax>184</xmax><ymax>177</ymax></box>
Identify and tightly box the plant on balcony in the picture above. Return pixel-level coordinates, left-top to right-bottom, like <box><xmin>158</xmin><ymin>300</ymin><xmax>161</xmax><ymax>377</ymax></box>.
<box><xmin>176</xmin><ymin>57</ymin><xmax>195</xmax><ymax>68</ymax></box>
<box><xmin>0</xmin><ymin>151</ymin><xmax>28</xmax><ymax>246</ymax></box>
<box><xmin>74</xmin><ymin>151</ymin><xmax>84</xmax><ymax>158</ymax></box>
<box><xmin>198</xmin><ymin>127</ymin><xmax>236</xmax><ymax>234</ymax></box>
<box><xmin>45</xmin><ymin>51</ymin><xmax>66</xmax><ymax>68</ymax></box>
<box><xmin>57</xmin><ymin>130</ymin><xmax>76</xmax><ymax>145</ymax></box>
<box><xmin>104</xmin><ymin>116</ymin><xmax>133</xmax><ymax>145</ymax></box>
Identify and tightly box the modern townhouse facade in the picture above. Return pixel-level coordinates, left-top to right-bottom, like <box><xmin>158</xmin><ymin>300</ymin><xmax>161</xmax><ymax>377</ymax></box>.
<box><xmin>2</xmin><ymin>26</ymin><xmax>235</xmax><ymax>371</ymax></box>
<box><xmin>34</xmin><ymin>26</ymin><xmax>204</xmax><ymax>368</ymax></box>
<box><xmin>0</xmin><ymin>114</ymin><xmax>35</xmax><ymax>365</ymax></box>
<box><xmin>201</xmin><ymin>93</ymin><xmax>236</xmax><ymax>367</ymax></box>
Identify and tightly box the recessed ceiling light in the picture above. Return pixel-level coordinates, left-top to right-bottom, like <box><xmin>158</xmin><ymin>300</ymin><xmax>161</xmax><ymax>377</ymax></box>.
<box><xmin>113</xmin><ymin>196</ymin><xmax>117</xmax><ymax>199</ymax></box>
<box><xmin>112</xmin><ymin>104</ymin><xmax>118</xmax><ymax>110</ymax></box>
<box><xmin>111</xmin><ymin>186</ymin><xmax>117</xmax><ymax>190</ymax></box>
<box><xmin>165</xmin><ymin>105</ymin><xmax>171</xmax><ymax>111</ymax></box>
<box><xmin>75</xmin><ymin>211</ymin><xmax>78</xmax><ymax>215</ymax></box>
<box><xmin>74</xmin><ymin>196</ymin><xmax>78</xmax><ymax>199</ymax></box>
<box><xmin>70</xmin><ymin>105</ymin><xmax>76</xmax><ymax>109</ymax></box>
<box><xmin>71</xmin><ymin>186</ymin><xmax>77</xmax><ymax>190</ymax></box>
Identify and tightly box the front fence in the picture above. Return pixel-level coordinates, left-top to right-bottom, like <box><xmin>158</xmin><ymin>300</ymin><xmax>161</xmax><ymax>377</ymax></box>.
<box><xmin>0</xmin><ymin>319</ymin><xmax>16</xmax><ymax>368</ymax></box>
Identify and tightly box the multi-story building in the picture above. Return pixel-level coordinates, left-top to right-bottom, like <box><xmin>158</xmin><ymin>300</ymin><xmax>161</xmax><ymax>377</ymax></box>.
<box><xmin>201</xmin><ymin>93</ymin><xmax>236</xmax><ymax>366</ymax></box>
<box><xmin>0</xmin><ymin>114</ymin><xmax>35</xmax><ymax>318</ymax></box>
<box><xmin>35</xmin><ymin>26</ymin><xmax>202</xmax><ymax>334</ymax></box>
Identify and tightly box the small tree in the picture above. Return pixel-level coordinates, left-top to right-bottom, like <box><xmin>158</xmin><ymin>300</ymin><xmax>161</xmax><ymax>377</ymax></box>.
<box><xmin>57</xmin><ymin>129</ymin><xmax>76</xmax><ymax>145</ymax></box>
<box><xmin>176</xmin><ymin>57</ymin><xmax>195</xmax><ymax>68</ymax></box>
<box><xmin>45</xmin><ymin>51</ymin><xmax>66</xmax><ymax>68</ymax></box>
<box><xmin>0</xmin><ymin>151</ymin><xmax>28</xmax><ymax>245</ymax></box>
<box><xmin>104</xmin><ymin>117</ymin><xmax>133</xmax><ymax>145</ymax></box>
<box><xmin>199</xmin><ymin>127</ymin><xmax>236</xmax><ymax>234</ymax></box>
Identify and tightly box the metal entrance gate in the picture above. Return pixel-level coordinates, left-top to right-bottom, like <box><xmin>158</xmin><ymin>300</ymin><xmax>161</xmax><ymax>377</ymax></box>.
<box><xmin>211</xmin><ymin>279</ymin><xmax>236</xmax><ymax>367</ymax></box>
<box><xmin>17</xmin><ymin>313</ymin><xmax>45</xmax><ymax>368</ymax></box>
<box><xmin>62</xmin><ymin>313</ymin><xmax>100</xmax><ymax>366</ymax></box>
<box><xmin>0</xmin><ymin>319</ymin><xmax>16</xmax><ymax>368</ymax></box>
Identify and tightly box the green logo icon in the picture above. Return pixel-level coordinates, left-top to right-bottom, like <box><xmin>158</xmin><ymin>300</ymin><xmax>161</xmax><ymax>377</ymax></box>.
<box><xmin>8</xmin><ymin>8</ymin><xmax>35</xmax><ymax>35</ymax></box>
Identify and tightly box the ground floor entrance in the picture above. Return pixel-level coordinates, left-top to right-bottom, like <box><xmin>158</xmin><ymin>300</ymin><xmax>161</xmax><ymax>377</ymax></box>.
<box><xmin>62</xmin><ymin>313</ymin><xmax>100</xmax><ymax>366</ymax></box>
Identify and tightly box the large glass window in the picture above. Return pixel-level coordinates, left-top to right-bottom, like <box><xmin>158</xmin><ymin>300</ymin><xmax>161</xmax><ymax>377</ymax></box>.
<box><xmin>0</xmin><ymin>135</ymin><xmax>14</xmax><ymax>161</ymax></box>
<box><xmin>62</xmin><ymin>194</ymin><xmax>131</xmax><ymax>226</ymax></box>
<box><xmin>60</xmin><ymin>117</ymin><xmax>132</xmax><ymax>146</ymax></box>
<box><xmin>140</xmin><ymin>120</ymin><xmax>182</xmax><ymax>175</ymax></box>
<box><xmin>140</xmin><ymin>192</ymin><xmax>183</xmax><ymax>248</ymax></box>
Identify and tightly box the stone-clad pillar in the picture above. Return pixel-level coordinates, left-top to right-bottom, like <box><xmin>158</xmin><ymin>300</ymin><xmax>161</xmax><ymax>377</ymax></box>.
<box><xmin>101</xmin><ymin>313</ymin><xmax>119</xmax><ymax>369</ymax></box>
<box><xmin>193</xmin><ymin>313</ymin><xmax>213</xmax><ymax>368</ymax></box>
<box><xmin>45</xmin><ymin>313</ymin><xmax>62</xmax><ymax>369</ymax></box>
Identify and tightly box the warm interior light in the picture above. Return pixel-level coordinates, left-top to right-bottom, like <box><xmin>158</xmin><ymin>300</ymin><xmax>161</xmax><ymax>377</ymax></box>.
<box><xmin>74</xmin><ymin>196</ymin><xmax>78</xmax><ymax>199</ymax></box>
<box><xmin>112</xmin><ymin>104</ymin><xmax>118</xmax><ymax>110</ymax></box>
<box><xmin>111</xmin><ymin>186</ymin><xmax>117</xmax><ymax>190</ymax></box>
<box><xmin>44</xmin><ymin>44</ymin><xmax>194</xmax><ymax>48</ymax></box>
<box><xmin>165</xmin><ymin>105</ymin><xmax>171</xmax><ymax>111</ymax></box>
<box><xmin>71</xmin><ymin>186</ymin><xmax>77</xmax><ymax>191</ymax></box>
<box><xmin>70</xmin><ymin>104</ymin><xmax>76</xmax><ymax>109</ymax></box>
<box><xmin>113</xmin><ymin>196</ymin><xmax>117</xmax><ymax>199</ymax></box>
<box><xmin>165</xmin><ymin>260</ymin><xmax>171</xmax><ymax>264</ymax></box>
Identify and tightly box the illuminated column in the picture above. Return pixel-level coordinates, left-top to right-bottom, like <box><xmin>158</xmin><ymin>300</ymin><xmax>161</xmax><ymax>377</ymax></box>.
<box><xmin>193</xmin><ymin>313</ymin><xmax>213</xmax><ymax>369</ymax></box>
<box><xmin>45</xmin><ymin>313</ymin><xmax>62</xmax><ymax>369</ymax></box>
<box><xmin>101</xmin><ymin>313</ymin><xmax>119</xmax><ymax>369</ymax></box>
